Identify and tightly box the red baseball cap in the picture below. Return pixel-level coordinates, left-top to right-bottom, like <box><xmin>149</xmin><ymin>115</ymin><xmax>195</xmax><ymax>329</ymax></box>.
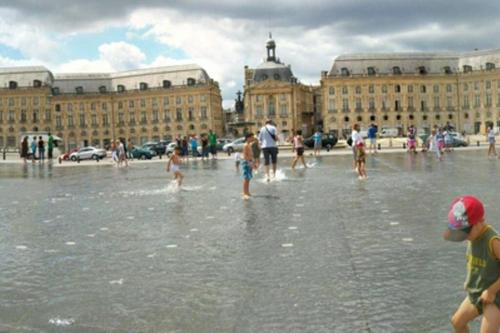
<box><xmin>443</xmin><ymin>196</ymin><xmax>485</xmax><ymax>242</ymax></box>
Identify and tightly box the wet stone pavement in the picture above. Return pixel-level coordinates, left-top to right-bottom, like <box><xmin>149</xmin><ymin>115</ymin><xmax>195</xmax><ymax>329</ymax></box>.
<box><xmin>0</xmin><ymin>150</ymin><xmax>499</xmax><ymax>332</ymax></box>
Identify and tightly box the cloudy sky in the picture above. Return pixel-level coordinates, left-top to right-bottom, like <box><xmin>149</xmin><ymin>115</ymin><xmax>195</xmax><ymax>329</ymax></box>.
<box><xmin>1</xmin><ymin>0</ymin><xmax>500</xmax><ymax>107</ymax></box>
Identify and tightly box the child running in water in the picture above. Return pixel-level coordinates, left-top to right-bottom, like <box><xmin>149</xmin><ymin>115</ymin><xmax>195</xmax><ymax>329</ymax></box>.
<box><xmin>356</xmin><ymin>141</ymin><xmax>368</xmax><ymax>180</ymax></box>
<box><xmin>167</xmin><ymin>146</ymin><xmax>184</xmax><ymax>187</ymax></box>
<box><xmin>407</xmin><ymin>125</ymin><xmax>417</xmax><ymax>154</ymax></box>
<box><xmin>443</xmin><ymin>196</ymin><xmax>500</xmax><ymax>333</ymax></box>
<box><xmin>291</xmin><ymin>130</ymin><xmax>307</xmax><ymax>170</ymax></box>
<box><xmin>241</xmin><ymin>133</ymin><xmax>254</xmax><ymax>200</ymax></box>
<box><xmin>234</xmin><ymin>151</ymin><xmax>241</xmax><ymax>171</ymax></box>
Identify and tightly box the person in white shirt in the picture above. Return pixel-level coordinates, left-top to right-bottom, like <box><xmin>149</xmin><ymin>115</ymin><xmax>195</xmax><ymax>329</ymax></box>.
<box><xmin>258</xmin><ymin>120</ymin><xmax>279</xmax><ymax>181</ymax></box>
<box><xmin>487</xmin><ymin>126</ymin><xmax>497</xmax><ymax>159</ymax></box>
<box><xmin>351</xmin><ymin>123</ymin><xmax>362</xmax><ymax>171</ymax></box>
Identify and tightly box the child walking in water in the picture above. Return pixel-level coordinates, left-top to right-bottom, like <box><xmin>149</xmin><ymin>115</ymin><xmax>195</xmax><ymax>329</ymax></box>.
<box><xmin>242</xmin><ymin>133</ymin><xmax>254</xmax><ymax>200</ymax></box>
<box><xmin>291</xmin><ymin>130</ymin><xmax>307</xmax><ymax>170</ymax></box>
<box><xmin>167</xmin><ymin>146</ymin><xmax>184</xmax><ymax>187</ymax></box>
<box><xmin>443</xmin><ymin>196</ymin><xmax>500</xmax><ymax>333</ymax></box>
<box><xmin>356</xmin><ymin>141</ymin><xmax>368</xmax><ymax>180</ymax></box>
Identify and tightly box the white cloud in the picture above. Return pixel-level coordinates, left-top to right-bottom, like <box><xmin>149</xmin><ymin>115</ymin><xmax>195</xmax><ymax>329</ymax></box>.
<box><xmin>0</xmin><ymin>9</ymin><xmax>59</xmax><ymax>61</ymax></box>
<box><xmin>98</xmin><ymin>42</ymin><xmax>146</xmax><ymax>71</ymax></box>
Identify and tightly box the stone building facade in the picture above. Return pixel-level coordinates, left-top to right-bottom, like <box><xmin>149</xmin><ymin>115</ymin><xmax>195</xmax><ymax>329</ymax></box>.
<box><xmin>321</xmin><ymin>49</ymin><xmax>500</xmax><ymax>137</ymax></box>
<box><xmin>243</xmin><ymin>36</ymin><xmax>315</xmax><ymax>138</ymax></box>
<box><xmin>0</xmin><ymin>65</ymin><xmax>223</xmax><ymax>150</ymax></box>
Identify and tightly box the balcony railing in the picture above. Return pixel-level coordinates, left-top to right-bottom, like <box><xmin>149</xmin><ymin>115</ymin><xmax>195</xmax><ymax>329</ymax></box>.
<box><xmin>368</xmin><ymin>107</ymin><xmax>375</xmax><ymax>113</ymax></box>
<box><xmin>433</xmin><ymin>106</ymin><xmax>441</xmax><ymax>112</ymax></box>
<box><xmin>328</xmin><ymin>109</ymin><xmax>337</xmax><ymax>113</ymax></box>
<box><xmin>355</xmin><ymin>107</ymin><xmax>363</xmax><ymax>113</ymax></box>
<box><xmin>407</xmin><ymin>106</ymin><xmax>415</xmax><ymax>112</ymax></box>
<box><xmin>446</xmin><ymin>106</ymin><xmax>456</xmax><ymax>112</ymax></box>
<box><xmin>342</xmin><ymin>108</ymin><xmax>350</xmax><ymax>113</ymax></box>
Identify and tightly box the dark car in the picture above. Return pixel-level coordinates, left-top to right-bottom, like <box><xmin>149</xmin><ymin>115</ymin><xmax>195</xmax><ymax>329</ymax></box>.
<box><xmin>131</xmin><ymin>146</ymin><xmax>156</xmax><ymax>160</ymax></box>
<box><xmin>143</xmin><ymin>142</ymin><xmax>167</xmax><ymax>156</ymax></box>
<box><xmin>303</xmin><ymin>134</ymin><xmax>338</xmax><ymax>150</ymax></box>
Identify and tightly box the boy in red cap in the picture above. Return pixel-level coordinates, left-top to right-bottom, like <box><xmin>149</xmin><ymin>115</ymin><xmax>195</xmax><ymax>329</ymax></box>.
<box><xmin>443</xmin><ymin>195</ymin><xmax>500</xmax><ymax>333</ymax></box>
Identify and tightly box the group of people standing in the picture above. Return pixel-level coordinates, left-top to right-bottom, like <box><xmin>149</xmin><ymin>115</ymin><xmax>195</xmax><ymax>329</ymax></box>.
<box><xmin>20</xmin><ymin>133</ymin><xmax>55</xmax><ymax>164</ymax></box>
<box><xmin>111</xmin><ymin>139</ymin><xmax>128</xmax><ymax>167</ymax></box>
<box><xmin>174</xmin><ymin>129</ymin><xmax>218</xmax><ymax>161</ymax></box>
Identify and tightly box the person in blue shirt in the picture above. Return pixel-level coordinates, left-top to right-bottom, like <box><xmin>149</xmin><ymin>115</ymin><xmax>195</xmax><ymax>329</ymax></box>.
<box><xmin>313</xmin><ymin>130</ymin><xmax>322</xmax><ymax>156</ymax></box>
<box><xmin>190</xmin><ymin>135</ymin><xmax>198</xmax><ymax>158</ymax></box>
<box><xmin>367</xmin><ymin>124</ymin><xmax>378</xmax><ymax>154</ymax></box>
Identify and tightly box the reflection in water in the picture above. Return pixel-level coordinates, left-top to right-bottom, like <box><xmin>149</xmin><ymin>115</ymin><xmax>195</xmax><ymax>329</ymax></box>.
<box><xmin>0</xmin><ymin>150</ymin><xmax>497</xmax><ymax>332</ymax></box>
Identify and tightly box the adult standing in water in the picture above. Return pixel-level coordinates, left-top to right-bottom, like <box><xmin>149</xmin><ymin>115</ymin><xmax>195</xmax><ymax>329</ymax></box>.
<box><xmin>487</xmin><ymin>125</ymin><xmax>497</xmax><ymax>159</ymax></box>
<box><xmin>208</xmin><ymin>129</ymin><xmax>217</xmax><ymax>159</ymax></box>
<box><xmin>20</xmin><ymin>136</ymin><xmax>29</xmax><ymax>164</ymax></box>
<box><xmin>367</xmin><ymin>123</ymin><xmax>378</xmax><ymax>154</ymax></box>
<box><xmin>313</xmin><ymin>129</ymin><xmax>322</xmax><ymax>156</ymax></box>
<box><xmin>37</xmin><ymin>136</ymin><xmax>45</xmax><ymax>163</ymax></box>
<box><xmin>47</xmin><ymin>132</ymin><xmax>54</xmax><ymax>161</ymax></box>
<box><xmin>351</xmin><ymin>123</ymin><xmax>361</xmax><ymax>171</ymax></box>
<box><xmin>258</xmin><ymin>119</ymin><xmax>279</xmax><ymax>181</ymax></box>
<box><xmin>31</xmin><ymin>136</ymin><xmax>37</xmax><ymax>164</ymax></box>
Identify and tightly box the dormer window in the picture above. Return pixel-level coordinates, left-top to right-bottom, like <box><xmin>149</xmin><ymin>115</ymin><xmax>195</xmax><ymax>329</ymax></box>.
<box><xmin>162</xmin><ymin>80</ymin><xmax>172</xmax><ymax>88</ymax></box>
<box><xmin>418</xmin><ymin>66</ymin><xmax>427</xmax><ymax>75</ymax></box>
<box><xmin>75</xmin><ymin>86</ymin><xmax>84</xmax><ymax>94</ymax></box>
<box><xmin>52</xmin><ymin>87</ymin><xmax>60</xmax><ymax>95</ymax></box>
<box><xmin>261</xmin><ymin>74</ymin><xmax>268</xmax><ymax>81</ymax></box>
<box><xmin>33</xmin><ymin>80</ymin><xmax>42</xmax><ymax>88</ymax></box>
<box><xmin>341</xmin><ymin>68</ymin><xmax>350</xmax><ymax>76</ymax></box>
<box><xmin>117</xmin><ymin>85</ymin><xmax>125</xmax><ymax>93</ymax></box>
<box><xmin>486</xmin><ymin>62</ymin><xmax>496</xmax><ymax>71</ymax></box>
<box><xmin>367</xmin><ymin>67</ymin><xmax>376</xmax><ymax>76</ymax></box>
<box><xmin>139</xmin><ymin>82</ymin><xmax>148</xmax><ymax>91</ymax></box>
<box><xmin>99</xmin><ymin>86</ymin><xmax>107</xmax><ymax>93</ymax></box>
<box><xmin>187</xmin><ymin>78</ymin><xmax>196</xmax><ymax>86</ymax></box>
<box><xmin>393</xmin><ymin>66</ymin><xmax>402</xmax><ymax>75</ymax></box>
<box><xmin>8</xmin><ymin>81</ymin><xmax>17</xmax><ymax>89</ymax></box>
<box><xmin>463</xmin><ymin>65</ymin><xmax>472</xmax><ymax>73</ymax></box>
<box><xmin>444</xmin><ymin>66</ymin><xmax>453</xmax><ymax>74</ymax></box>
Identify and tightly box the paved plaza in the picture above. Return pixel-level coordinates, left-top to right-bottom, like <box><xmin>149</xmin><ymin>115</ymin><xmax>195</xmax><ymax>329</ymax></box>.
<box><xmin>0</xmin><ymin>150</ymin><xmax>499</xmax><ymax>332</ymax></box>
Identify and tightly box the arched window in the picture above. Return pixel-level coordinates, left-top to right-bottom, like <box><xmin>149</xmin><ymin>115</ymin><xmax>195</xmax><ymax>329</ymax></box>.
<box><xmin>444</xmin><ymin>66</ymin><xmax>453</xmax><ymax>74</ymax></box>
<box><xmin>436</xmin><ymin>114</ymin><xmax>441</xmax><ymax>120</ymax></box>
<box><xmin>393</xmin><ymin>66</ymin><xmax>402</xmax><ymax>75</ymax></box>
<box><xmin>162</xmin><ymin>80</ymin><xmax>172</xmax><ymax>88</ymax></box>
<box><xmin>52</xmin><ymin>87</ymin><xmax>60</xmax><ymax>95</ymax></box>
<box><xmin>187</xmin><ymin>78</ymin><xmax>196</xmax><ymax>86</ymax></box>
<box><xmin>344</xmin><ymin>116</ymin><xmax>350</xmax><ymax>122</ymax></box>
<box><xmin>356</xmin><ymin>116</ymin><xmax>362</xmax><ymax>122</ymax></box>
<box><xmin>409</xmin><ymin>115</ymin><xmax>414</xmax><ymax>120</ymax></box>
<box><xmin>418</xmin><ymin>66</ymin><xmax>427</xmax><ymax>75</ymax></box>
<box><xmin>139</xmin><ymin>82</ymin><xmax>148</xmax><ymax>91</ymax></box>
<box><xmin>99</xmin><ymin>86</ymin><xmax>107</xmax><ymax>93</ymax></box>
<box><xmin>463</xmin><ymin>65</ymin><xmax>472</xmax><ymax>73</ymax></box>
<box><xmin>383</xmin><ymin>115</ymin><xmax>389</xmax><ymax>121</ymax></box>
<box><xmin>9</xmin><ymin>81</ymin><xmax>17</xmax><ymax>89</ymax></box>
<box><xmin>396</xmin><ymin>115</ymin><xmax>401</xmax><ymax>121</ymax></box>
<box><xmin>33</xmin><ymin>80</ymin><xmax>42</xmax><ymax>88</ymax></box>
<box><xmin>341</xmin><ymin>68</ymin><xmax>350</xmax><ymax>76</ymax></box>
<box><xmin>117</xmin><ymin>85</ymin><xmax>125</xmax><ymax>93</ymax></box>
<box><xmin>486</xmin><ymin>63</ymin><xmax>496</xmax><ymax>71</ymax></box>
<box><xmin>464</xmin><ymin>113</ymin><xmax>469</xmax><ymax>119</ymax></box>
<box><xmin>448</xmin><ymin>114</ymin><xmax>453</xmax><ymax>120</ymax></box>
<box><xmin>423</xmin><ymin>115</ymin><xmax>428</xmax><ymax>121</ymax></box>
<box><xmin>189</xmin><ymin>124</ymin><xmax>195</xmax><ymax>130</ymax></box>
<box><xmin>367</xmin><ymin>67</ymin><xmax>376</xmax><ymax>76</ymax></box>
<box><xmin>75</xmin><ymin>86</ymin><xmax>84</xmax><ymax>94</ymax></box>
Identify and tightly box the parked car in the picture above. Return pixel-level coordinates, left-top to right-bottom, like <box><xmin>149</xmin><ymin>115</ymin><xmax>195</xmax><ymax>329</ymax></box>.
<box><xmin>61</xmin><ymin>148</ymin><xmax>79</xmax><ymax>161</ymax></box>
<box><xmin>223</xmin><ymin>137</ymin><xmax>245</xmax><ymax>153</ymax></box>
<box><xmin>69</xmin><ymin>146</ymin><xmax>107</xmax><ymax>161</ymax></box>
<box><xmin>131</xmin><ymin>146</ymin><xmax>156</xmax><ymax>159</ymax></box>
<box><xmin>303</xmin><ymin>133</ymin><xmax>338</xmax><ymax>150</ymax></box>
<box><xmin>143</xmin><ymin>142</ymin><xmax>166</xmax><ymax>155</ymax></box>
<box><xmin>217</xmin><ymin>138</ymin><xmax>233</xmax><ymax>151</ymax></box>
<box><xmin>449</xmin><ymin>132</ymin><xmax>468</xmax><ymax>147</ymax></box>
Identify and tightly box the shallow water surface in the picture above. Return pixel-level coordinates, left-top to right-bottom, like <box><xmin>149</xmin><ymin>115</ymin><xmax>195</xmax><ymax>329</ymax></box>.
<box><xmin>0</xmin><ymin>151</ymin><xmax>499</xmax><ymax>332</ymax></box>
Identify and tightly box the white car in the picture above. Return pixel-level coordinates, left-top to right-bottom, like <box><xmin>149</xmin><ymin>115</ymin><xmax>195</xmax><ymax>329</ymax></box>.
<box><xmin>223</xmin><ymin>137</ymin><xmax>245</xmax><ymax>153</ymax></box>
<box><xmin>69</xmin><ymin>146</ymin><xmax>107</xmax><ymax>161</ymax></box>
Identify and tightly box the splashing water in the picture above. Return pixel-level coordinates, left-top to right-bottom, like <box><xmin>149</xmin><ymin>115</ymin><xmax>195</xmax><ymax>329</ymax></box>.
<box><xmin>49</xmin><ymin>317</ymin><xmax>75</xmax><ymax>327</ymax></box>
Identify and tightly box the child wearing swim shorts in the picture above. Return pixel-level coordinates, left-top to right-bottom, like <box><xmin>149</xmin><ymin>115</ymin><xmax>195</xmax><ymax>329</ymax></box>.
<box><xmin>443</xmin><ymin>196</ymin><xmax>500</xmax><ymax>333</ymax></box>
<box><xmin>167</xmin><ymin>146</ymin><xmax>184</xmax><ymax>187</ymax></box>
<box><xmin>241</xmin><ymin>133</ymin><xmax>254</xmax><ymax>200</ymax></box>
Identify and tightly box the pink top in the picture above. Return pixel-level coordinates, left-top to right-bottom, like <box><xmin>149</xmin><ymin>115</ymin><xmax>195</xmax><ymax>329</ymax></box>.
<box><xmin>293</xmin><ymin>136</ymin><xmax>304</xmax><ymax>148</ymax></box>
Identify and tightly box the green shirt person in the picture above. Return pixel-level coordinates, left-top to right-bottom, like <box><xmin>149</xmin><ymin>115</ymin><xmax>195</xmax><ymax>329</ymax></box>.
<box><xmin>208</xmin><ymin>130</ymin><xmax>217</xmax><ymax>158</ymax></box>
<box><xmin>47</xmin><ymin>133</ymin><xmax>54</xmax><ymax>159</ymax></box>
<box><xmin>443</xmin><ymin>196</ymin><xmax>500</xmax><ymax>332</ymax></box>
